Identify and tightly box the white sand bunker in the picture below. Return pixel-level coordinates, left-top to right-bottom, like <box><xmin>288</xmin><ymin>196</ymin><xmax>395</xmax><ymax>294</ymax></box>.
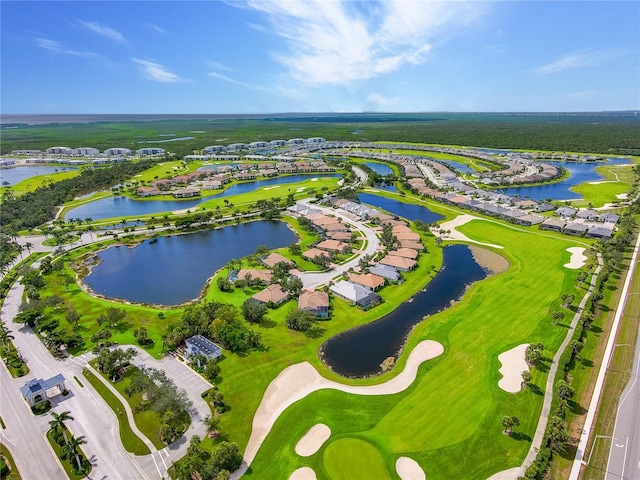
<box><xmin>310</xmin><ymin>178</ymin><xmax>319</xmax><ymax>181</ymax></box>
<box><xmin>435</xmin><ymin>214</ymin><xmax>503</xmax><ymax>249</ymax></box>
<box><xmin>396</xmin><ymin>457</ymin><xmax>426</xmax><ymax>480</ymax></box>
<box><xmin>616</xmin><ymin>193</ymin><xmax>628</xmax><ymax>200</ymax></box>
<box><xmin>242</xmin><ymin>340</ymin><xmax>444</xmax><ymax>467</ymax></box>
<box><xmin>498</xmin><ymin>344</ymin><xmax>530</xmax><ymax>393</ymax></box>
<box><xmin>289</xmin><ymin>467</ymin><xmax>317</xmax><ymax>480</ymax></box>
<box><xmin>295</xmin><ymin>424</ymin><xmax>331</xmax><ymax>457</ymax></box>
<box><xmin>564</xmin><ymin>247</ymin><xmax>587</xmax><ymax>269</ymax></box>
<box><xmin>296</xmin><ymin>187</ymin><xmax>306</xmax><ymax>192</ymax></box>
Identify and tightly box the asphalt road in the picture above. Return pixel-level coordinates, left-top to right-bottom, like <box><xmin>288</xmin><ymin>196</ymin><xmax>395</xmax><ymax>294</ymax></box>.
<box><xmin>605</xmin><ymin>284</ymin><xmax>640</xmax><ymax>480</ymax></box>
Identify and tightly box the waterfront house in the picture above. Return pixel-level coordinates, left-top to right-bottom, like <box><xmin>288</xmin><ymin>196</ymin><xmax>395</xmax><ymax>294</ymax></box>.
<box><xmin>251</xmin><ymin>284</ymin><xmax>289</xmax><ymax>305</ymax></box>
<box><xmin>388</xmin><ymin>248</ymin><xmax>419</xmax><ymax>260</ymax></box>
<box><xmin>348</xmin><ymin>273</ymin><xmax>385</xmax><ymax>291</ymax></box>
<box><xmin>261</xmin><ymin>253</ymin><xmax>295</xmax><ymax>268</ymax></box>
<box><xmin>379</xmin><ymin>255</ymin><xmax>417</xmax><ymax>272</ymax></box>
<box><xmin>330</xmin><ymin>281</ymin><xmax>381</xmax><ymax>309</ymax></box>
<box><xmin>298</xmin><ymin>290</ymin><xmax>330</xmax><ymax>318</ymax></box>
<box><xmin>369</xmin><ymin>264</ymin><xmax>401</xmax><ymax>282</ymax></box>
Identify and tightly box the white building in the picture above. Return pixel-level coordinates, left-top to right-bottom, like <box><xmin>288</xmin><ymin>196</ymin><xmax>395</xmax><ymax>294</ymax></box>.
<box><xmin>136</xmin><ymin>147</ymin><xmax>165</xmax><ymax>156</ymax></box>
<box><xmin>104</xmin><ymin>148</ymin><xmax>132</xmax><ymax>156</ymax></box>
<box><xmin>203</xmin><ymin>145</ymin><xmax>226</xmax><ymax>153</ymax></box>
<box><xmin>46</xmin><ymin>146</ymin><xmax>74</xmax><ymax>155</ymax></box>
<box><xmin>307</xmin><ymin>137</ymin><xmax>326</xmax><ymax>143</ymax></box>
<box><xmin>269</xmin><ymin>140</ymin><xmax>286</xmax><ymax>147</ymax></box>
<box><xmin>249</xmin><ymin>141</ymin><xmax>269</xmax><ymax>149</ymax></box>
<box><xmin>74</xmin><ymin>147</ymin><xmax>100</xmax><ymax>156</ymax></box>
<box><xmin>226</xmin><ymin>143</ymin><xmax>247</xmax><ymax>152</ymax></box>
<box><xmin>287</xmin><ymin>138</ymin><xmax>306</xmax><ymax>145</ymax></box>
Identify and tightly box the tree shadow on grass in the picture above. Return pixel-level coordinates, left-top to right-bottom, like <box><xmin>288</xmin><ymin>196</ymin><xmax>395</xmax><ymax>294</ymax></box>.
<box><xmin>259</xmin><ymin>319</ymin><xmax>277</xmax><ymax>329</ymax></box>
<box><xmin>569</xmin><ymin>400</ymin><xmax>587</xmax><ymax>416</ymax></box>
<box><xmin>527</xmin><ymin>384</ymin><xmax>544</xmax><ymax>396</ymax></box>
<box><xmin>510</xmin><ymin>431</ymin><xmax>532</xmax><ymax>442</ymax></box>
<box><xmin>581</xmin><ymin>358</ymin><xmax>594</xmax><ymax>368</ymax></box>
<box><xmin>305</xmin><ymin>326</ymin><xmax>326</xmax><ymax>339</ymax></box>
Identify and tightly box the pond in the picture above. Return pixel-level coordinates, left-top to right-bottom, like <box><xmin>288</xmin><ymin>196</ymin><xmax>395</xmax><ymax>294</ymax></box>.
<box><xmin>83</xmin><ymin>220</ymin><xmax>297</xmax><ymax>305</ymax></box>
<box><xmin>321</xmin><ymin>244</ymin><xmax>487</xmax><ymax>377</ymax></box>
<box><xmin>363</xmin><ymin>162</ymin><xmax>394</xmax><ymax>176</ymax></box>
<box><xmin>0</xmin><ymin>165</ymin><xmax>77</xmax><ymax>185</ymax></box>
<box><xmin>358</xmin><ymin>193</ymin><xmax>444</xmax><ymax>224</ymax></box>
<box><xmin>435</xmin><ymin>159</ymin><xmax>475</xmax><ymax>174</ymax></box>
<box><xmin>66</xmin><ymin>173</ymin><xmax>340</xmax><ymax>221</ymax></box>
<box><xmin>500</xmin><ymin>158</ymin><xmax>628</xmax><ymax>201</ymax></box>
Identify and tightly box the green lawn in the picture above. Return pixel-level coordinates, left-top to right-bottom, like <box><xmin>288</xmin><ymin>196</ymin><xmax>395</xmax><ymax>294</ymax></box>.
<box><xmin>82</xmin><ymin>369</ymin><xmax>151</xmax><ymax>455</ymax></box>
<box><xmin>46</xmin><ymin>426</ymin><xmax>91</xmax><ymax>480</ymax></box>
<box><xmin>246</xmin><ymin>219</ymin><xmax>584</xmax><ymax>479</ymax></box>
<box><xmin>323</xmin><ymin>438</ymin><xmax>392</xmax><ymax>480</ymax></box>
<box><xmin>570</xmin><ymin>165</ymin><xmax>635</xmax><ymax>207</ymax></box>
<box><xmin>0</xmin><ymin>443</ymin><xmax>21</xmax><ymax>480</ymax></box>
<box><xmin>100</xmin><ymin>367</ymin><xmax>165</xmax><ymax>449</ymax></box>
<box><xmin>1</xmin><ymin>169</ymin><xmax>80</xmax><ymax>197</ymax></box>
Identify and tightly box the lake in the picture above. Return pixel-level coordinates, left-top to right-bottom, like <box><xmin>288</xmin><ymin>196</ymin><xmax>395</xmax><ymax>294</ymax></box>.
<box><xmin>501</xmin><ymin>158</ymin><xmax>628</xmax><ymax>201</ymax></box>
<box><xmin>66</xmin><ymin>173</ymin><xmax>340</xmax><ymax>221</ymax></box>
<box><xmin>321</xmin><ymin>244</ymin><xmax>487</xmax><ymax>377</ymax></box>
<box><xmin>364</xmin><ymin>162</ymin><xmax>394</xmax><ymax>176</ymax></box>
<box><xmin>0</xmin><ymin>165</ymin><xmax>76</xmax><ymax>185</ymax></box>
<box><xmin>83</xmin><ymin>220</ymin><xmax>297</xmax><ymax>305</ymax></box>
<box><xmin>358</xmin><ymin>193</ymin><xmax>444</xmax><ymax>224</ymax></box>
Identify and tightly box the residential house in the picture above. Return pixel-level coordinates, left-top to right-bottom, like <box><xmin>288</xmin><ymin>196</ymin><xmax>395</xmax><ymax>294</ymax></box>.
<box><xmin>540</xmin><ymin>217</ymin><xmax>566</xmax><ymax>232</ymax></box>
<box><xmin>235</xmin><ymin>269</ymin><xmax>272</xmax><ymax>284</ymax></box>
<box><xmin>388</xmin><ymin>248</ymin><xmax>419</xmax><ymax>260</ymax></box>
<box><xmin>316</xmin><ymin>239</ymin><xmax>348</xmax><ymax>252</ymax></box>
<box><xmin>330</xmin><ymin>281</ymin><xmax>381</xmax><ymax>310</ymax></box>
<box><xmin>369</xmin><ymin>264</ymin><xmax>401</xmax><ymax>282</ymax></box>
<box><xmin>587</xmin><ymin>225</ymin><xmax>614</xmax><ymax>239</ymax></box>
<box><xmin>379</xmin><ymin>255</ymin><xmax>417</xmax><ymax>272</ymax></box>
<box><xmin>173</xmin><ymin>187</ymin><xmax>200</xmax><ymax>198</ymax></box>
<box><xmin>348</xmin><ymin>273</ymin><xmax>385</xmax><ymax>291</ymax></box>
<box><xmin>302</xmin><ymin>248</ymin><xmax>328</xmax><ymax>260</ymax></box>
<box><xmin>261</xmin><ymin>253</ymin><xmax>295</xmax><ymax>268</ymax></box>
<box><xmin>251</xmin><ymin>284</ymin><xmax>289</xmax><ymax>305</ymax></box>
<box><xmin>298</xmin><ymin>290</ymin><xmax>330</xmax><ymax>318</ymax></box>
<box><xmin>564</xmin><ymin>222</ymin><xmax>589</xmax><ymax>236</ymax></box>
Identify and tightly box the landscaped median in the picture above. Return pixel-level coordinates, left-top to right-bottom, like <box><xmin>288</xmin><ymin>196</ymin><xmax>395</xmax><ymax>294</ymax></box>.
<box><xmin>81</xmin><ymin>368</ymin><xmax>151</xmax><ymax>455</ymax></box>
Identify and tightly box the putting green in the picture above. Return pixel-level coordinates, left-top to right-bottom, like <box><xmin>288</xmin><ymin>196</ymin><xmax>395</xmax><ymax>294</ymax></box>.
<box><xmin>323</xmin><ymin>438</ymin><xmax>392</xmax><ymax>480</ymax></box>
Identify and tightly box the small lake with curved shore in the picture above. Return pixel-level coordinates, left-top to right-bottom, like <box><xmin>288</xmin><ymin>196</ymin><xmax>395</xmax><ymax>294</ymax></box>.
<box><xmin>500</xmin><ymin>158</ymin><xmax>629</xmax><ymax>201</ymax></box>
<box><xmin>0</xmin><ymin>165</ymin><xmax>77</xmax><ymax>185</ymax></box>
<box><xmin>358</xmin><ymin>193</ymin><xmax>444</xmax><ymax>224</ymax></box>
<box><xmin>321</xmin><ymin>244</ymin><xmax>488</xmax><ymax>377</ymax></box>
<box><xmin>65</xmin><ymin>173</ymin><xmax>340</xmax><ymax>221</ymax></box>
<box><xmin>82</xmin><ymin>220</ymin><xmax>296</xmax><ymax>305</ymax></box>
<box><xmin>363</xmin><ymin>162</ymin><xmax>394</xmax><ymax>176</ymax></box>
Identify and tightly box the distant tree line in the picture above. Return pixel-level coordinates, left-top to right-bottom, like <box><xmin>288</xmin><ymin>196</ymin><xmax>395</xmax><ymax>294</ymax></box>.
<box><xmin>1</xmin><ymin>160</ymin><xmax>156</xmax><ymax>232</ymax></box>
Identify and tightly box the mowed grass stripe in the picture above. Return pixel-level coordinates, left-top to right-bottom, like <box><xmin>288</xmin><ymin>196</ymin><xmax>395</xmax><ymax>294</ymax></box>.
<box><xmin>248</xmin><ymin>220</ymin><xmax>579</xmax><ymax>479</ymax></box>
<box><xmin>82</xmin><ymin>369</ymin><xmax>151</xmax><ymax>455</ymax></box>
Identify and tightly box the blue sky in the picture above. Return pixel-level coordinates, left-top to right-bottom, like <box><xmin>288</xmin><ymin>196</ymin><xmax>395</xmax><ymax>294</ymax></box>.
<box><xmin>1</xmin><ymin>1</ymin><xmax>638</xmax><ymax>113</ymax></box>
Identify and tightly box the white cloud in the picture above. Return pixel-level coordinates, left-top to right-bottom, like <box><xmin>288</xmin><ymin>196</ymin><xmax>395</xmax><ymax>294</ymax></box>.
<box><xmin>367</xmin><ymin>93</ymin><xmax>395</xmax><ymax>105</ymax></box>
<box><xmin>242</xmin><ymin>0</ymin><xmax>484</xmax><ymax>85</ymax></box>
<box><xmin>78</xmin><ymin>20</ymin><xmax>128</xmax><ymax>44</ymax></box>
<box><xmin>146</xmin><ymin>23</ymin><xmax>167</xmax><ymax>34</ymax></box>
<box><xmin>132</xmin><ymin>58</ymin><xmax>188</xmax><ymax>83</ymax></box>
<box><xmin>35</xmin><ymin>38</ymin><xmax>100</xmax><ymax>59</ymax></box>
<box><xmin>208</xmin><ymin>71</ymin><xmax>268</xmax><ymax>91</ymax></box>
<box><xmin>569</xmin><ymin>90</ymin><xmax>598</xmax><ymax>98</ymax></box>
<box><xmin>208</xmin><ymin>61</ymin><xmax>232</xmax><ymax>72</ymax></box>
<box><xmin>533</xmin><ymin>49</ymin><xmax>627</xmax><ymax>75</ymax></box>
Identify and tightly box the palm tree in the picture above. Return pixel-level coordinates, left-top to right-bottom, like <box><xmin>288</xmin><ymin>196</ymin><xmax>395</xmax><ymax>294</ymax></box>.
<box><xmin>24</xmin><ymin>242</ymin><xmax>34</xmax><ymax>255</ymax></box>
<box><xmin>65</xmin><ymin>435</ymin><xmax>87</xmax><ymax>471</ymax></box>
<box><xmin>203</xmin><ymin>415</ymin><xmax>220</xmax><ymax>438</ymax></box>
<box><xmin>49</xmin><ymin>410</ymin><xmax>74</xmax><ymax>447</ymax></box>
<box><xmin>0</xmin><ymin>323</ymin><xmax>14</xmax><ymax>350</ymax></box>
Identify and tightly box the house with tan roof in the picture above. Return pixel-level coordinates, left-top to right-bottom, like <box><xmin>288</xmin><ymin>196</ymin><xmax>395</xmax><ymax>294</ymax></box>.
<box><xmin>302</xmin><ymin>248</ymin><xmax>328</xmax><ymax>260</ymax></box>
<box><xmin>388</xmin><ymin>248</ymin><xmax>419</xmax><ymax>260</ymax></box>
<box><xmin>261</xmin><ymin>253</ymin><xmax>294</xmax><ymax>268</ymax></box>
<box><xmin>393</xmin><ymin>231</ymin><xmax>421</xmax><ymax>241</ymax></box>
<box><xmin>298</xmin><ymin>290</ymin><xmax>330</xmax><ymax>318</ymax></box>
<box><xmin>348</xmin><ymin>273</ymin><xmax>385</xmax><ymax>291</ymax></box>
<box><xmin>235</xmin><ymin>269</ymin><xmax>272</xmax><ymax>284</ymax></box>
<box><xmin>399</xmin><ymin>240</ymin><xmax>424</xmax><ymax>251</ymax></box>
<box><xmin>251</xmin><ymin>284</ymin><xmax>288</xmax><ymax>305</ymax></box>
<box><xmin>327</xmin><ymin>231</ymin><xmax>352</xmax><ymax>241</ymax></box>
<box><xmin>379</xmin><ymin>255</ymin><xmax>417</xmax><ymax>272</ymax></box>
<box><xmin>316</xmin><ymin>239</ymin><xmax>348</xmax><ymax>252</ymax></box>
<box><xmin>323</xmin><ymin>222</ymin><xmax>349</xmax><ymax>232</ymax></box>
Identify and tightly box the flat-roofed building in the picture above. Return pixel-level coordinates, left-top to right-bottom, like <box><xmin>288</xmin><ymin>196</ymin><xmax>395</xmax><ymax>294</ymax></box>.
<box><xmin>136</xmin><ymin>147</ymin><xmax>165</xmax><ymax>156</ymax></box>
<box><xmin>46</xmin><ymin>146</ymin><xmax>74</xmax><ymax>155</ymax></box>
<box><xmin>185</xmin><ymin>334</ymin><xmax>222</xmax><ymax>360</ymax></box>
<box><xmin>104</xmin><ymin>148</ymin><xmax>132</xmax><ymax>156</ymax></box>
<box><xmin>74</xmin><ymin>147</ymin><xmax>100</xmax><ymax>156</ymax></box>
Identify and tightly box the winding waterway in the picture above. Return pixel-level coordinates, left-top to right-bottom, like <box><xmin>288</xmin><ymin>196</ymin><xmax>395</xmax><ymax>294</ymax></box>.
<box><xmin>321</xmin><ymin>244</ymin><xmax>487</xmax><ymax>377</ymax></box>
<box><xmin>501</xmin><ymin>158</ymin><xmax>629</xmax><ymax>201</ymax></box>
<box><xmin>0</xmin><ymin>165</ymin><xmax>77</xmax><ymax>185</ymax></box>
<box><xmin>358</xmin><ymin>193</ymin><xmax>444</xmax><ymax>224</ymax></box>
<box><xmin>83</xmin><ymin>220</ymin><xmax>296</xmax><ymax>305</ymax></box>
<box><xmin>65</xmin><ymin>173</ymin><xmax>339</xmax><ymax>221</ymax></box>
